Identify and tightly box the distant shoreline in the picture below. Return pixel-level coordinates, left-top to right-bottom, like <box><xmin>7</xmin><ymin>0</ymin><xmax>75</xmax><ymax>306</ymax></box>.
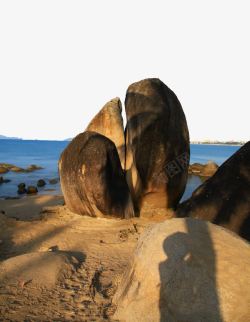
<box><xmin>0</xmin><ymin>138</ymin><xmax>246</xmax><ymax>146</ymax></box>
<box><xmin>190</xmin><ymin>142</ymin><xmax>245</xmax><ymax>146</ymax></box>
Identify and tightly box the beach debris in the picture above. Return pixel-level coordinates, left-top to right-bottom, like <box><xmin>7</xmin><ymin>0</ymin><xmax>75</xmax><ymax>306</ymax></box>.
<box><xmin>18</xmin><ymin>279</ymin><xmax>32</xmax><ymax>288</ymax></box>
<box><xmin>49</xmin><ymin>245</ymin><xmax>59</xmax><ymax>252</ymax></box>
<box><xmin>18</xmin><ymin>279</ymin><xmax>25</xmax><ymax>288</ymax></box>
<box><xmin>26</xmin><ymin>186</ymin><xmax>38</xmax><ymax>194</ymax></box>
<box><xmin>37</xmin><ymin>179</ymin><xmax>46</xmax><ymax>187</ymax></box>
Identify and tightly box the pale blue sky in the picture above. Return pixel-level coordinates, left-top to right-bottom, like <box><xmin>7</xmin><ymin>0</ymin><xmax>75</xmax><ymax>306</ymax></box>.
<box><xmin>0</xmin><ymin>1</ymin><xmax>249</xmax><ymax>141</ymax></box>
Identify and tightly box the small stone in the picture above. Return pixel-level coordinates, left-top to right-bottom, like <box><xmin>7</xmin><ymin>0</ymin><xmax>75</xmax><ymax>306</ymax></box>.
<box><xmin>49</xmin><ymin>178</ymin><xmax>59</xmax><ymax>184</ymax></box>
<box><xmin>17</xmin><ymin>183</ymin><xmax>27</xmax><ymax>194</ymax></box>
<box><xmin>37</xmin><ymin>179</ymin><xmax>46</xmax><ymax>187</ymax></box>
<box><xmin>18</xmin><ymin>183</ymin><xmax>26</xmax><ymax>189</ymax></box>
<box><xmin>27</xmin><ymin>186</ymin><xmax>38</xmax><ymax>194</ymax></box>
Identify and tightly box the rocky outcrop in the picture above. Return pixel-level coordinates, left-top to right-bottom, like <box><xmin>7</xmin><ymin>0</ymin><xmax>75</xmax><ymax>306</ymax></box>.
<box><xmin>59</xmin><ymin>79</ymin><xmax>190</xmax><ymax>218</ymax></box>
<box><xmin>125</xmin><ymin>78</ymin><xmax>190</xmax><ymax>215</ymax></box>
<box><xmin>113</xmin><ymin>218</ymin><xmax>250</xmax><ymax>322</ymax></box>
<box><xmin>9</xmin><ymin>166</ymin><xmax>26</xmax><ymax>172</ymax></box>
<box><xmin>178</xmin><ymin>142</ymin><xmax>250</xmax><ymax>241</ymax></box>
<box><xmin>0</xmin><ymin>167</ymin><xmax>8</xmax><ymax>174</ymax></box>
<box><xmin>0</xmin><ymin>163</ymin><xmax>43</xmax><ymax>173</ymax></box>
<box><xmin>189</xmin><ymin>161</ymin><xmax>219</xmax><ymax>177</ymax></box>
<box><xmin>59</xmin><ymin>131</ymin><xmax>134</xmax><ymax>218</ymax></box>
<box><xmin>27</xmin><ymin>164</ymin><xmax>43</xmax><ymax>171</ymax></box>
<box><xmin>86</xmin><ymin>98</ymin><xmax>125</xmax><ymax>169</ymax></box>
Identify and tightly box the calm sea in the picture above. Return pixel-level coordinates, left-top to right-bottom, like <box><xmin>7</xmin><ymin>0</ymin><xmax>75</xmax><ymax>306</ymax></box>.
<box><xmin>0</xmin><ymin>140</ymin><xmax>240</xmax><ymax>200</ymax></box>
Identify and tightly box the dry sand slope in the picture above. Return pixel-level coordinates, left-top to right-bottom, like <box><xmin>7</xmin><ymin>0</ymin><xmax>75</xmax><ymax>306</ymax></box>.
<box><xmin>0</xmin><ymin>195</ymin><xmax>169</xmax><ymax>321</ymax></box>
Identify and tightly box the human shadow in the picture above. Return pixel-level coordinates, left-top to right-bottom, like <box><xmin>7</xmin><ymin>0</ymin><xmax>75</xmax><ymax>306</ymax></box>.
<box><xmin>159</xmin><ymin>219</ymin><xmax>223</xmax><ymax>322</ymax></box>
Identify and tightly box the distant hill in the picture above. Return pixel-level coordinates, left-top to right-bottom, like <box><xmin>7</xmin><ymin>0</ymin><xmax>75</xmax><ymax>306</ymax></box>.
<box><xmin>0</xmin><ymin>135</ymin><xmax>22</xmax><ymax>140</ymax></box>
<box><xmin>64</xmin><ymin>138</ymin><xmax>72</xmax><ymax>141</ymax></box>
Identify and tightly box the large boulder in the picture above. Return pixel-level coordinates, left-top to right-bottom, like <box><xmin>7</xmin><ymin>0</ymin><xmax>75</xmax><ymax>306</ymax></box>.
<box><xmin>178</xmin><ymin>142</ymin><xmax>250</xmax><ymax>241</ymax></box>
<box><xmin>59</xmin><ymin>131</ymin><xmax>134</xmax><ymax>218</ymax></box>
<box><xmin>86</xmin><ymin>98</ymin><xmax>125</xmax><ymax>169</ymax></box>
<box><xmin>113</xmin><ymin>218</ymin><xmax>250</xmax><ymax>322</ymax></box>
<box><xmin>125</xmin><ymin>78</ymin><xmax>190</xmax><ymax>215</ymax></box>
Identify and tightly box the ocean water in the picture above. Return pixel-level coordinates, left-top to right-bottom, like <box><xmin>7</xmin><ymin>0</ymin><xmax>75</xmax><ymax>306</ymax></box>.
<box><xmin>0</xmin><ymin>140</ymin><xmax>240</xmax><ymax>200</ymax></box>
<box><xmin>0</xmin><ymin>140</ymin><xmax>68</xmax><ymax>198</ymax></box>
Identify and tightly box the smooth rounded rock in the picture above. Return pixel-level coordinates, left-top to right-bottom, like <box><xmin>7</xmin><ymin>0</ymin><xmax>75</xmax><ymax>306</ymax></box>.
<box><xmin>59</xmin><ymin>131</ymin><xmax>134</xmax><ymax>218</ymax></box>
<box><xmin>26</xmin><ymin>186</ymin><xmax>38</xmax><ymax>194</ymax></box>
<box><xmin>17</xmin><ymin>183</ymin><xmax>27</xmax><ymax>194</ymax></box>
<box><xmin>113</xmin><ymin>218</ymin><xmax>250</xmax><ymax>322</ymax></box>
<box><xmin>125</xmin><ymin>78</ymin><xmax>190</xmax><ymax>215</ymax></box>
<box><xmin>37</xmin><ymin>179</ymin><xmax>46</xmax><ymax>187</ymax></box>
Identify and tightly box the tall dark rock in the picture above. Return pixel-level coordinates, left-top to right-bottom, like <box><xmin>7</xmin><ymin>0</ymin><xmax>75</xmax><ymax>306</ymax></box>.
<box><xmin>177</xmin><ymin>141</ymin><xmax>250</xmax><ymax>241</ymax></box>
<box><xmin>125</xmin><ymin>78</ymin><xmax>190</xmax><ymax>215</ymax></box>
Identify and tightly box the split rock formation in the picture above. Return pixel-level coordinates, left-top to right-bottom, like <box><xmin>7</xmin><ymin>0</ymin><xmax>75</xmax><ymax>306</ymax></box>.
<box><xmin>59</xmin><ymin>78</ymin><xmax>190</xmax><ymax>218</ymax></box>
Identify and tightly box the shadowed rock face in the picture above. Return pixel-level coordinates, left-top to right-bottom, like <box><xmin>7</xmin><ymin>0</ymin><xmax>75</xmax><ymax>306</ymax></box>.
<box><xmin>59</xmin><ymin>131</ymin><xmax>134</xmax><ymax>218</ymax></box>
<box><xmin>113</xmin><ymin>218</ymin><xmax>250</xmax><ymax>322</ymax></box>
<box><xmin>86</xmin><ymin>98</ymin><xmax>125</xmax><ymax>169</ymax></box>
<box><xmin>177</xmin><ymin>142</ymin><xmax>250</xmax><ymax>241</ymax></box>
<box><xmin>125</xmin><ymin>78</ymin><xmax>190</xmax><ymax>214</ymax></box>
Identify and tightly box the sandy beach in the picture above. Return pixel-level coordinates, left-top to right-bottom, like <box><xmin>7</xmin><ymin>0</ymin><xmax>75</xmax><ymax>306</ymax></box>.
<box><xmin>0</xmin><ymin>194</ymin><xmax>168</xmax><ymax>321</ymax></box>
